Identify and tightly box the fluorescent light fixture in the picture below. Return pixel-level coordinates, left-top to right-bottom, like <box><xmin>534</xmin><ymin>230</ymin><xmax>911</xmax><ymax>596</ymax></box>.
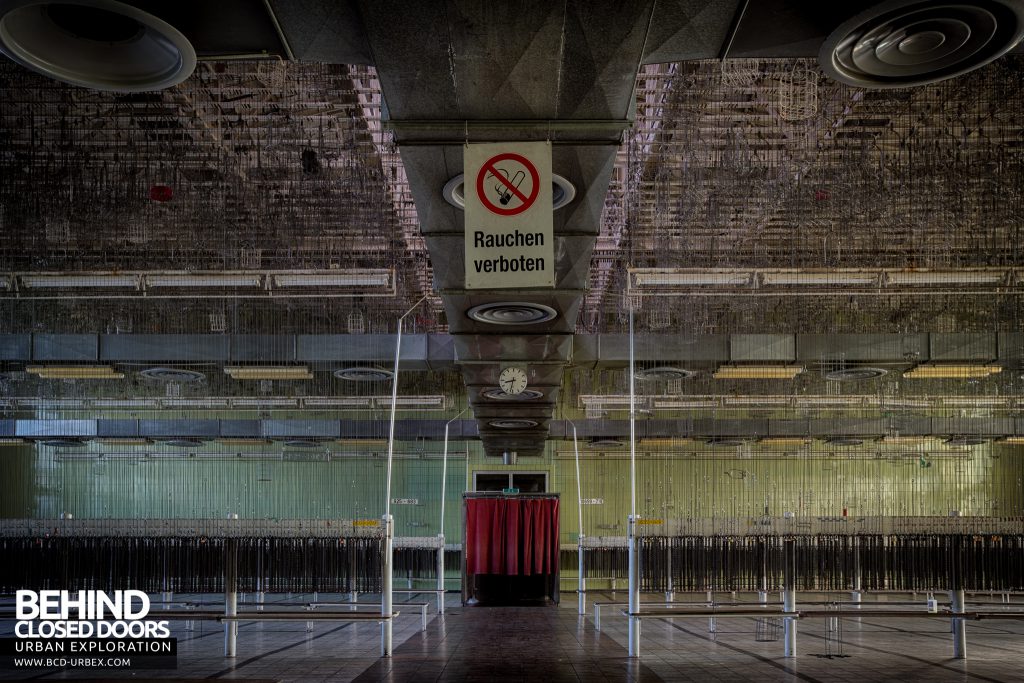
<box><xmin>881</xmin><ymin>435</ymin><xmax>932</xmax><ymax>445</ymax></box>
<box><xmin>1000</xmin><ymin>436</ymin><xmax>1024</xmax><ymax>444</ymax></box>
<box><xmin>224</xmin><ymin>366</ymin><xmax>313</xmax><ymax>380</ymax></box>
<box><xmin>214</xmin><ymin>439</ymin><xmax>271</xmax><ymax>445</ymax></box>
<box><xmin>303</xmin><ymin>397</ymin><xmax>372</xmax><ymax>407</ymax></box>
<box><xmin>271</xmin><ymin>270</ymin><xmax>392</xmax><ymax>288</ymax></box>
<box><xmin>233</xmin><ymin>398</ymin><xmax>298</xmax><ymax>407</ymax></box>
<box><xmin>940</xmin><ymin>396</ymin><xmax>1010</xmax><ymax>407</ymax></box>
<box><xmin>26</xmin><ymin>365</ymin><xmax>124</xmax><ymax>379</ymax></box>
<box><xmin>760</xmin><ymin>270</ymin><xmax>879</xmax><ymax>286</ymax></box>
<box><xmin>903</xmin><ymin>364</ymin><xmax>1002</xmax><ymax>379</ymax></box>
<box><xmin>713</xmin><ymin>365</ymin><xmax>804</xmax><ymax>380</ymax></box>
<box><xmin>580</xmin><ymin>395</ymin><xmax>637</xmax><ymax>409</ymax></box>
<box><xmin>16</xmin><ymin>398</ymin><xmax>87</xmax><ymax>408</ymax></box>
<box><xmin>161</xmin><ymin>398</ymin><xmax>229</xmax><ymax>408</ymax></box>
<box><xmin>147</xmin><ymin>274</ymin><xmax>262</xmax><ymax>288</ymax></box>
<box><xmin>92</xmin><ymin>399</ymin><xmax>159</xmax><ymax>408</ymax></box>
<box><xmin>19</xmin><ymin>274</ymin><xmax>139</xmax><ymax>289</ymax></box>
<box><xmin>885</xmin><ymin>269</ymin><xmax>1007</xmax><ymax>286</ymax></box>
<box><xmin>760</xmin><ymin>437</ymin><xmax>810</xmax><ymax>446</ymax></box>
<box><xmin>631</xmin><ymin>268</ymin><xmax>752</xmax><ymax>287</ymax></box>
<box><xmin>96</xmin><ymin>438</ymin><xmax>150</xmax><ymax>446</ymax></box>
<box><xmin>0</xmin><ymin>438</ymin><xmax>26</xmax><ymax>445</ymax></box>
<box><xmin>723</xmin><ymin>395</ymin><xmax>790</xmax><ymax>405</ymax></box>
<box><xmin>382</xmin><ymin>395</ymin><xmax>445</xmax><ymax>407</ymax></box>
<box><xmin>641</xmin><ymin>438</ymin><xmax>696</xmax><ymax>446</ymax></box>
<box><xmin>653</xmin><ymin>399</ymin><xmax>719</xmax><ymax>409</ymax></box>
<box><xmin>793</xmin><ymin>396</ymin><xmax>866</xmax><ymax>407</ymax></box>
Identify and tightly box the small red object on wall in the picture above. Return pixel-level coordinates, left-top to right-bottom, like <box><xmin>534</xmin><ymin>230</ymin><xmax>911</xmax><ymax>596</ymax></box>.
<box><xmin>149</xmin><ymin>185</ymin><xmax>173</xmax><ymax>202</ymax></box>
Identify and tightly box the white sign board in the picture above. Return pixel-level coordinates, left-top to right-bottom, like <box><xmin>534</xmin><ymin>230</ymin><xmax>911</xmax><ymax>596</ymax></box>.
<box><xmin>580</xmin><ymin>498</ymin><xmax>604</xmax><ymax>505</ymax></box>
<box><xmin>464</xmin><ymin>141</ymin><xmax>554</xmax><ymax>289</ymax></box>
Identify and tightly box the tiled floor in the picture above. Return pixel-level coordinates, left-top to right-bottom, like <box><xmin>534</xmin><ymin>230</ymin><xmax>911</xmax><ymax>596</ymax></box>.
<box><xmin>3</xmin><ymin>591</ymin><xmax>1024</xmax><ymax>681</ymax></box>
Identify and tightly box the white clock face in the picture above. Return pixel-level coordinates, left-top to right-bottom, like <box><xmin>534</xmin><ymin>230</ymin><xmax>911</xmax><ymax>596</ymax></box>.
<box><xmin>498</xmin><ymin>367</ymin><xmax>528</xmax><ymax>395</ymax></box>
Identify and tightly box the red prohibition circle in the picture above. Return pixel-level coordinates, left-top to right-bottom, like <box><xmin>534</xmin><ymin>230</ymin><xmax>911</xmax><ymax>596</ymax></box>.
<box><xmin>476</xmin><ymin>153</ymin><xmax>540</xmax><ymax>216</ymax></box>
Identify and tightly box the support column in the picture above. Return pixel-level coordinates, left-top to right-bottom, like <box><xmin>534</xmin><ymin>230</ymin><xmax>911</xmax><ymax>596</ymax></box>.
<box><xmin>783</xmin><ymin>538</ymin><xmax>797</xmax><ymax>658</ymax></box>
<box><xmin>666</xmin><ymin>546</ymin><xmax>674</xmax><ymax>602</ymax></box>
<box><xmin>224</xmin><ymin>538</ymin><xmax>238</xmax><ymax>658</ymax></box>
<box><xmin>437</xmin><ymin>534</ymin><xmax>446</xmax><ymax>615</ymax></box>
<box><xmin>627</xmin><ymin>516</ymin><xmax>640</xmax><ymax>657</ymax></box>
<box><xmin>381</xmin><ymin>514</ymin><xmax>394</xmax><ymax>657</ymax></box>
<box><xmin>578</xmin><ymin>536</ymin><xmax>587</xmax><ymax>615</ymax></box>
<box><xmin>951</xmin><ymin>589</ymin><xmax>967</xmax><ymax>659</ymax></box>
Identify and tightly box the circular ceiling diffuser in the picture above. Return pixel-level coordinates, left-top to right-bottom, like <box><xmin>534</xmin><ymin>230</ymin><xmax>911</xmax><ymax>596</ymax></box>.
<box><xmin>819</xmin><ymin>0</ymin><xmax>1024</xmax><ymax>88</ymax></box>
<box><xmin>39</xmin><ymin>438</ymin><xmax>85</xmax><ymax>447</ymax></box>
<box><xmin>283</xmin><ymin>440</ymin><xmax>321</xmax><ymax>448</ymax></box>
<box><xmin>488</xmin><ymin>419</ymin><xmax>539</xmax><ymax>429</ymax></box>
<box><xmin>467</xmin><ymin>302</ymin><xmax>558</xmax><ymax>326</ymax></box>
<box><xmin>163</xmin><ymin>439</ymin><xmax>203</xmax><ymax>448</ymax></box>
<box><xmin>634</xmin><ymin>366</ymin><xmax>697</xmax><ymax>381</ymax></box>
<box><xmin>586</xmin><ymin>438</ymin><xmax>625</xmax><ymax>449</ymax></box>
<box><xmin>0</xmin><ymin>0</ymin><xmax>197</xmax><ymax>91</ymax></box>
<box><xmin>481</xmin><ymin>388</ymin><xmax>544</xmax><ymax>401</ymax></box>
<box><xmin>946</xmin><ymin>435</ymin><xmax>987</xmax><ymax>446</ymax></box>
<box><xmin>824</xmin><ymin>367</ymin><xmax>888</xmax><ymax>381</ymax></box>
<box><xmin>333</xmin><ymin>367</ymin><xmax>394</xmax><ymax>382</ymax></box>
<box><xmin>826</xmin><ymin>437</ymin><xmax>865</xmax><ymax>446</ymax></box>
<box><xmin>139</xmin><ymin>367</ymin><xmax>206</xmax><ymax>383</ymax></box>
<box><xmin>705</xmin><ymin>437</ymin><xmax>747</xmax><ymax>447</ymax></box>
<box><xmin>442</xmin><ymin>173</ymin><xmax>576</xmax><ymax>210</ymax></box>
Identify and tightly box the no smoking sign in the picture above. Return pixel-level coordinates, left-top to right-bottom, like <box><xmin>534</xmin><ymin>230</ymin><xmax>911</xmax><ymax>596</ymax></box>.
<box><xmin>464</xmin><ymin>141</ymin><xmax>554</xmax><ymax>290</ymax></box>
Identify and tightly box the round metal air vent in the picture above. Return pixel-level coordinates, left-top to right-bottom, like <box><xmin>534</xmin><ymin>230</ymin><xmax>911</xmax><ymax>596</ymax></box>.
<box><xmin>467</xmin><ymin>302</ymin><xmax>558</xmax><ymax>326</ymax></box>
<box><xmin>634</xmin><ymin>366</ymin><xmax>697</xmax><ymax>381</ymax></box>
<box><xmin>39</xmin><ymin>438</ymin><xmax>85</xmax><ymax>447</ymax></box>
<box><xmin>139</xmin><ymin>367</ymin><xmax>206</xmax><ymax>383</ymax></box>
<box><xmin>705</xmin><ymin>437</ymin><xmax>747</xmax><ymax>447</ymax></box>
<box><xmin>442</xmin><ymin>173</ymin><xmax>576</xmax><ymax>210</ymax></box>
<box><xmin>586</xmin><ymin>438</ymin><xmax>625</xmax><ymax>449</ymax></box>
<box><xmin>163</xmin><ymin>439</ymin><xmax>203</xmax><ymax>448</ymax></box>
<box><xmin>482</xmin><ymin>388</ymin><xmax>544</xmax><ymax>401</ymax></box>
<box><xmin>488</xmin><ymin>419</ymin><xmax>539</xmax><ymax>429</ymax></box>
<box><xmin>283</xmin><ymin>440</ymin><xmax>321</xmax><ymax>448</ymax></box>
<box><xmin>0</xmin><ymin>0</ymin><xmax>197</xmax><ymax>91</ymax></box>
<box><xmin>945</xmin><ymin>435</ymin><xmax>987</xmax><ymax>446</ymax></box>
<box><xmin>826</xmin><ymin>437</ymin><xmax>865</xmax><ymax>446</ymax></box>
<box><xmin>333</xmin><ymin>367</ymin><xmax>394</xmax><ymax>382</ymax></box>
<box><xmin>824</xmin><ymin>367</ymin><xmax>888</xmax><ymax>381</ymax></box>
<box><xmin>819</xmin><ymin>0</ymin><xmax>1024</xmax><ymax>88</ymax></box>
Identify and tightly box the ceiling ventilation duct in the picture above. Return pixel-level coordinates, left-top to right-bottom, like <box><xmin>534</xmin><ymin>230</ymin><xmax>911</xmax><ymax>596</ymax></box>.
<box><xmin>586</xmin><ymin>438</ymin><xmax>625</xmax><ymax>450</ymax></box>
<box><xmin>489</xmin><ymin>419</ymin><xmax>539</xmax><ymax>430</ymax></box>
<box><xmin>0</xmin><ymin>0</ymin><xmax>196</xmax><ymax>91</ymax></box>
<box><xmin>705</xmin><ymin>437</ymin><xmax>748</xmax><ymax>447</ymax></box>
<box><xmin>825</xmin><ymin>437</ymin><xmax>866</xmax><ymax>446</ymax></box>
<box><xmin>819</xmin><ymin>0</ymin><xmax>1024</xmax><ymax>88</ymax></box>
<box><xmin>634</xmin><ymin>366</ymin><xmax>697</xmax><ymax>381</ymax></box>
<box><xmin>945</xmin><ymin>435</ymin><xmax>987</xmax><ymax>446</ymax></box>
<box><xmin>466</xmin><ymin>302</ymin><xmax>558</xmax><ymax>326</ymax></box>
<box><xmin>443</xmin><ymin>174</ymin><xmax>576</xmax><ymax>211</ymax></box>
<box><xmin>481</xmin><ymin>388</ymin><xmax>544</xmax><ymax>401</ymax></box>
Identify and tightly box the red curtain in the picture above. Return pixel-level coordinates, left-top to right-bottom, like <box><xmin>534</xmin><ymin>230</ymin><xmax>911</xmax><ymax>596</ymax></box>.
<box><xmin>466</xmin><ymin>497</ymin><xmax>559</xmax><ymax>575</ymax></box>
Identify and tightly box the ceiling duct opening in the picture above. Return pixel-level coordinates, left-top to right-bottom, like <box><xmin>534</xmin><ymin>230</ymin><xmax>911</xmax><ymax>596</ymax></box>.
<box><xmin>824</xmin><ymin>367</ymin><xmax>888</xmax><ymax>381</ymax></box>
<box><xmin>825</xmin><ymin>437</ymin><xmax>867</xmax><ymax>446</ymax></box>
<box><xmin>634</xmin><ymin>366</ymin><xmax>697</xmax><ymax>381</ymax></box>
<box><xmin>819</xmin><ymin>0</ymin><xmax>1024</xmax><ymax>88</ymax></box>
<box><xmin>945</xmin><ymin>435</ymin><xmax>988</xmax><ymax>446</ymax></box>
<box><xmin>139</xmin><ymin>367</ymin><xmax>206</xmax><ymax>383</ymax></box>
<box><xmin>0</xmin><ymin>0</ymin><xmax>197</xmax><ymax>91</ymax></box>
<box><xmin>38</xmin><ymin>438</ymin><xmax>86</xmax><ymax>447</ymax></box>
<box><xmin>467</xmin><ymin>302</ymin><xmax>558</xmax><ymax>326</ymax></box>
<box><xmin>587</xmin><ymin>438</ymin><xmax>625</xmax><ymax>450</ymax></box>
<box><xmin>333</xmin><ymin>367</ymin><xmax>394</xmax><ymax>382</ymax></box>
<box><xmin>705</xmin><ymin>437</ymin><xmax>748</xmax><ymax>447</ymax></box>
<box><xmin>163</xmin><ymin>439</ymin><xmax>203</xmax><ymax>448</ymax></box>
<box><xmin>481</xmin><ymin>388</ymin><xmax>544</xmax><ymax>401</ymax></box>
<box><xmin>443</xmin><ymin>173</ymin><xmax>576</xmax><ymax>211</ymax></box>
<box><xmin>489</xmin><ymin>419</ymin><xmax>539</xmax><ymax>430</ymax></box>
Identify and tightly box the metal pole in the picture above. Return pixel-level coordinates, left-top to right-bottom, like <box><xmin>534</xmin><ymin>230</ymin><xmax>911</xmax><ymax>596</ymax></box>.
<box><xmin>627</xmin><ymin>304</ymin><xmax>640</xmax><ymax>657</ymax></box>
<box><xmin>381</xmin><ymin>514</ymin><xmax>394</xmax><ymax>656</ymax></box>
<box><xmin>783</xmin><ymin>538</ymin><xmax>797</xmax><ymax>658</ymax></box>
<box><xmin>224</xmin><ymin>537</ymin><xmax>238</xmax><ymax>658</ymax></box>
<box><xmin>383</xmin><ymin>294</ymin><xmax>427</xmax><ymax>657</ymax></box>
<box><xmin>571</xmin><ymin>422</ymin><xmax>586</xmax><ymax>615</ymax></box>
<box><xmin>952</xmin><ymin>589</ymin><xmax>967</xmax><ymax>659</ymax></box>
<box><xmin>439</xmin><ymin>409</ymin><xmax>466</xmax><ymax>616</ymax></box>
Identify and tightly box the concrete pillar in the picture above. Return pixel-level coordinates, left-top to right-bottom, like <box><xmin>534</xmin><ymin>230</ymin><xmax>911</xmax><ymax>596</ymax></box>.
<box><xmin>627</xmin><ymin>517</ymin><xmax>640</xmax><ymax>657</ymax></box>
<box><xmin>578</xmin><ymin>538</ymin><xmax>587</xmax><ymax>616</ymax></box>
<box><xmin>951</xmin><ymin>589</ymin><xmax>967</xmax><ymax>659</ymax></box>
<box><xmin>381</xmin><ymin>514</ymin><xmax>394</xmax><ymax>657</ymax></box>
<box><xmin>783</xmin><ymin>538</ymin><xmax>797</xmax><ymax>658</ymax></box>
<box><xmin>224</xmin><ymin>538</ymin><xmax>238</xmax><ymax>658</ymax></box>
<box><xmin>437</xmin><ymin>534</ymin><xmax>446</xmax><ymax>615</ymax></box>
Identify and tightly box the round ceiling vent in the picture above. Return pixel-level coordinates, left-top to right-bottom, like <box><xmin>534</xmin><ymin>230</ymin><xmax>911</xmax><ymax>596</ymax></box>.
<box><xmin>586</xmin><ymin>438</ymin><xmax>625</xmax><ymax>449</ymax></box>
<box><xmin>39</xmin><ymin>438</ymin><xmax>85</xmax><ymax>447</ymax></box>
<box><xmin>824</xmin><ymin>367</ymin><xmax>888</xmax><ymax>381</ymax></box>
<box><xmin>333</xmin><ymin>367</ymin><xmax>394</xmax><ymax>382</ymax></box>
<box><xmin>488</xmin><ymin>419</ymin><xmax>539</xmax><ymax>429</ymax></box>
<box><xmin>705</xmin><ymin>437</ymin><xmax>747</xmax><ymax>447</ymax></box>
<box><xmin>139</xmin><ymin>367</ymin><xmax>206</xmax><ymax>383</ymax></box>
<box><xmin>283</xmin><ymin>440</ymin><xmax>321</xmax><ymax>448</ymax></box>
<box><xmin>819</xmin><ymin>0</ymin><xmax>1024</xmax><ymax>88</ymax></box>
<box><xmin>826</xmin><ymin>437</ymin><xmax>865</xmax><ymax>446</ymax></box>
<box><xmin>163</xmin><ymin>438</ymin><xmax>203</xmax><ymax>448</ymax></box>
<box><xmin>634</xmin><ymin>366</ymin><xmax>697</xmax><ymax>381</ymax></box>
<box><xmin>443</xmin><ymin>173</ymin><xmax>576</xmax><ymax>210</ymax></box>
<box><xmin>0</xmin><ymin>0</ymin><xmax>197</xmax><ymax>91</ymax></box>
<box><xmin>482</xmin><ymin>388</ymin><xmax>544</xmax><ymax>401</ymax></box>
<box><xmin>467</xmin><ymin>302</ymin><xmax>558</xmax><ymax>326</ymax></box>
<box><xmin>945</xmin><ymin>435</ymin><xmax>987</xmax><ymax>446</ymax></box>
